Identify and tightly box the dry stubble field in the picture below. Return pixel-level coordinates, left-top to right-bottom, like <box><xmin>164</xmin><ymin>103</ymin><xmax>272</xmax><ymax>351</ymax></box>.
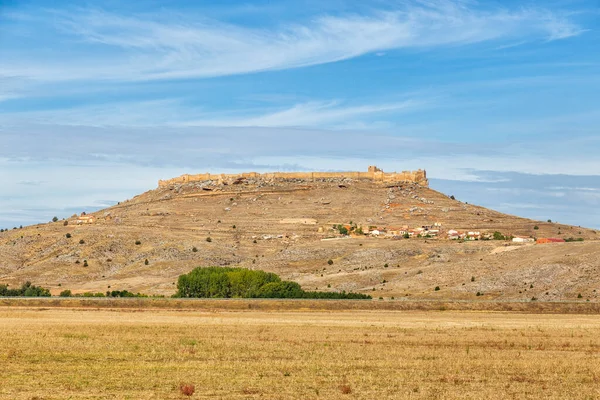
<box><xmin>1</xmin><ymin>308</ymin><xmax>600</xmax><ymax>399</ymax></box>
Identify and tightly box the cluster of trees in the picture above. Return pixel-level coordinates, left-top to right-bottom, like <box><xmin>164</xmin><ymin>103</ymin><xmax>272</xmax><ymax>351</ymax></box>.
<box><xmin>0</xmin><ymin>282</ymin><xmax>51</xmax><ymax>297</ymax></box>
<box><xmin>59</xmin><ymin>290</ymin><xmax>147</xmax><ymax>298</ymax></box>
<box><xmin>333</xmin><ymin>221</ymin><xmax>363</xmax><ymax>236</ymax></box>
<box><xmin>175</xmin><ymin>267</ymin><xmax>371</xmax><ymax>299</ymax></box>
<box><xmin>492</xmin><ymin>231</ymin><xmax>513</xmax><ymax>241</ymax></box>
<box><xmin>565</xmin><ymin>237</ymin><xmax>584</xmax><ymax>242</ymax></box>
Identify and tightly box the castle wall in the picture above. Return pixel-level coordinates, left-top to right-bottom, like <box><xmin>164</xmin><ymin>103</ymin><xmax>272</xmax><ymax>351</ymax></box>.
<box><xmin>158</xmin><ymin>167</ymin><xmax>428</xmax><ymax>188</ymax></box>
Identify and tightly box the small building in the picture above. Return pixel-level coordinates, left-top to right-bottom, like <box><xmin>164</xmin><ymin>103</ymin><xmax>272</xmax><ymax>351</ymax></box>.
<box><xmin>76</xmin><ymin>214</ymin><xmax>96</xmax><ymax>224</ymax></box>
<box><xmin>513</xmin><ymin>236</ymin><xmax>534</xmax><ymax>243</ymax></box>
<box><xmin>466</xmin><ymin>231</ymin><xmax>481</xmax><ymax>240</ymax></box>
<box><xmin>537</xmin><ymin>238</ymin><xmax>565</xmax><ymax>244</ymax></box>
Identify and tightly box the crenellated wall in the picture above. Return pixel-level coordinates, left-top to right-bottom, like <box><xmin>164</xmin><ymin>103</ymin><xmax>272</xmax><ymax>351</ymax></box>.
<box><xmin>158</xmin><ymin>167</ymin><xmax>428</xmax><ymax>188</ymax></box>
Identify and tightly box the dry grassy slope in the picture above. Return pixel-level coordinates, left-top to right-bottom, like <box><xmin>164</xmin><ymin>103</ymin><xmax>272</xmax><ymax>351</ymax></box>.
<box><xmin>0</xmin><ymin>179</ymin><xmax>598</xmax><ymax>300</ymax></box>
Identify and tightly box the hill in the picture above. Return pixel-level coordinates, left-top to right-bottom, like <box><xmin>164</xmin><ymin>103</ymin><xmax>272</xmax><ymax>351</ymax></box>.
<box><xmin>0</xmin><ymin>167</ymin><xmax>598</xmax><ymax>300</ymax></box>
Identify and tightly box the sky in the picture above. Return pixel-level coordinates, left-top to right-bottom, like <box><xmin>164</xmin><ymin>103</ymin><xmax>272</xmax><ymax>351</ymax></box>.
<box><xmin>1</xmin><ymin>0</ymin><xmax>599</xmax><ymax>229</ymax></box>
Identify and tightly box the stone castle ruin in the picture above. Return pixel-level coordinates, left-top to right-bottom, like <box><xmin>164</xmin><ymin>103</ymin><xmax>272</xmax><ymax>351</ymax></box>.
<box><xmin>158</xmin><ymin>166</ymin><xmax>428</xmax><ymax>188</ymax></box>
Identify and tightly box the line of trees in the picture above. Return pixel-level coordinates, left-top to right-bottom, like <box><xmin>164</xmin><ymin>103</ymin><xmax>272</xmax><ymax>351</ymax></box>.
<box><xmin>0</xmin><ymin>282</ymin><xmax>50</xmax><ymax>297</ymax></box>
<box><xmin>175</xmin><ymin>266</ymin><xmax>371</xmax><ymax>299</ymax></box>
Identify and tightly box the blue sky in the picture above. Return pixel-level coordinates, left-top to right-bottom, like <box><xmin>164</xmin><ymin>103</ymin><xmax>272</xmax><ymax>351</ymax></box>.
<box><xmin>1</xmin><ymin>0</ymin><xmax>599</xmax><ymax>228</ymax></box>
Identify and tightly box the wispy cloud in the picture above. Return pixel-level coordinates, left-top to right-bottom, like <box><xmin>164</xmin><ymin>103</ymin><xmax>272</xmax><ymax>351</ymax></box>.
<box><xmin>182</xmin><ymin>99</ymin><xmax>424</xmax><ymax>127</ymax></box>
<box><xmin>0</xmin><ymin>98</ymin><xmax>426</xmax><ymax>128</ymax></box>
<box><xmin>1</xmin><ymin>2</ymin><xmax>584</xmax><ymax>85</ymax></box>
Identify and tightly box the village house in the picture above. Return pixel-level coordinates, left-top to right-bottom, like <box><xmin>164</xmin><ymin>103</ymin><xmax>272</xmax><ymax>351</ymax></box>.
<box><xmin>536</xmin><ymin>238</ymin><xmax>566</xmax><ymax>244</ymax></box>
<box><xmin>512</xmin><ymin>236</ymin><xmax>535</xmax><ymax>243</ymax></box>
<box><xmin>466</xmin><ymin>231</ymin><xmax>481</xmax><ymax>240</ymax></box>
<box><xmin>76</xmin><ymin>214</ymin><xmax>96</xmax><ymax>224</ymax></box>
<box><xmin>447</xmin><ymin>229</ymin><xmax>460</xmax><ymax>240</ymax></box>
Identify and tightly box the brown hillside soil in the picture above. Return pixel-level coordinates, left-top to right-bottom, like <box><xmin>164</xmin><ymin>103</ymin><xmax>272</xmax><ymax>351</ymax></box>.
<box><xmin>1</xmin><ymin>308</ymin><xmax>599</xmax><ymax>399</ymax></box>
<box><xmin>0</xmin><ymin>179</ymin><xmax>598</xmax><ymax>300</ymax></box>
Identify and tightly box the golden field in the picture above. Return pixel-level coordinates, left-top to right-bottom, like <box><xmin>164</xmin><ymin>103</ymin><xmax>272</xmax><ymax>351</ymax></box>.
<box><xmin>1</xmin><ymin>307</ymin><xmax>600</xmax><ymax>399</ymax></box>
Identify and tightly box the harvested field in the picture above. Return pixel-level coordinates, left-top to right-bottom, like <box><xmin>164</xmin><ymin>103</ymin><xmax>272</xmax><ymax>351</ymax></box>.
<box><xmin>1</xmin><ymin>308</ymin><xmax>599</xmax><ymax>399</ymax></box>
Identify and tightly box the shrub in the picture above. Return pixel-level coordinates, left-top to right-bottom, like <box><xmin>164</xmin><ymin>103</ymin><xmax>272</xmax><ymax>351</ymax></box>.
<box><xmin>65</xmin><ymin>233</ymin><xmax>72</xmax><ymax>238</ymax></box>
<box><xmin>192</xmin><ymin>247</ymin><xmax>198</xmax><ymax>252</ymax></box>
<box><xmin>384</xmin><ymin>263</ymin><xmax>388</xmax><ymax>268</ymax></box>
<box><xmin>79</xmin><ymin>239</ymin><xmax>85</xmax><ymax>244</ymax></box>
<box><xmin>434</xmin><ymin>286</ymin><xmax>440</xmax><ymax>291</ymax></box>
<box><xmin>338</xmin><ymin>384</ymin><xmax>352</xmax><ymax>395</ymax></box>
<box><xmin>144</xmin><ymin>259</ymin><xmax>149</xmax><ymax>265</ymax></box>
<box><xmin>578</xmin><ymin>293</ymin><xmax>583</xmax><ymax>299</ymax></box>
<box><xmin>52</xmin><ymin>216</ymin><xmax>58</xmax><ymax>222</ymax></box>
<box><xmin>476</xmin><ymin>291</ymin><xmax>482</xmax><ymax>296</ymax></box>
<box><xmin>179</xmin><ymin>383</ymin><xmax>196</xmax><ymax>397</ymax></box>
<box><xmin>135</xmin><ymin>240</ymin><xmax>141</xmax><ymax>245</ymax></box>
<box><xmin>63</xmin><ymin>220</ymin><xmax>68</xmax><ymax>226</ymax></box>
<box><xmin>59</xmin><ymin>289</ymin><xmax>72</xmax><ymax>297</ymax></box>
<box><xmin>232</xmin><ymin>225</ymin><xmax>236</xmax><ymax>229</ymax></box>
<box><xmin>206</xmin><ymin>237</ymin><xmax>212</xmax><ymax>242</ymax></box>
<box><xmin>534</xmin><ymin>225</ymin><xmax>539</xmax><ymax>230</ymax></box>
<box><xmin>83</xmin><ymin>260</ymin><xmax>88</xmax><ymax>267</ymax></box>
<box><xmin>327</xmin><ymin>259</ymin><xmax>333</xmax><ymax>265</ymax></box>
<box><xmin>450</xmin><ymin>195</ymin><xmax>455</xmax><ymax>200</ymax></box>
<box><xmin>471</xmin><ymin>276</ymin><xmax>475</xmax><ymax>282</ymax></box>
<box><xmin>547</xmin><ymin>219</ymin><xmax>552</xmax><ymax>223</ymax></box>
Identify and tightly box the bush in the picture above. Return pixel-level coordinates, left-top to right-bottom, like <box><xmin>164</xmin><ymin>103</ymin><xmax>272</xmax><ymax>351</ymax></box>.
<box><xmin>63</xmin><ymin>220</ymin><xmax>68</xmax><ymax>226</ymax></box>
<box><xmin>192</xmin><ymin>247</ymin><xmax>198</xmax><ymax>252</ymax></box>
<box><xmin>206</xmin><ymin>237</ymin><xmax>212</xmax><ymax>242</ymax></box>
<box><xmin>79</xmin><ymin>239</ymin><xmax>85</xmax><ymax>244</ymax></box>
<box><xmin>256</xmin><ymin>281</ymin><xmax>304</xmax><ymax>298</ymax></box>
<box><xmin>327</xmin><ymin>259</ymin><xmax>333</xmax><ymax>265</ymax></box>
<box><xmin>65</xmin><ymin>233</ymin><xmax>72</xmax><ymax>238</ymax></box>
<box><xmin>434</xmin><ymin>286</ymin><xmax>440</xmax><ymax>291</ymax></box>
<box><xmin>135</xmin><ymin>240</ymin><xmax>141</xmax><ymax>245</ymax></box>
<box><xmin>83</xmin><ymin>260</ymin><xmax>88</xmax><ymax>267</ymax></box>
<box><xmin>52</xmin><ymin>216</ymin><xmax>58</xmax><ymax>222</ymax></box>
<box><xmin>534</xmin><ymin>225</ymin><xmax>539</xmax><ymax>230</ymax></box>
<box><xmin>144</xmin><ymin>259</ymin><xmax>149</xmax><ymax>265</ymax></box>
<box><xmin>59</xmin><ymin>289</ymin><xmax>72</xmax><ymax>297</ymax></box>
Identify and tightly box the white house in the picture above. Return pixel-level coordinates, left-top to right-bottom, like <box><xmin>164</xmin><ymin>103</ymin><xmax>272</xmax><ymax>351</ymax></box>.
<box><xmin>512</xmin><ymin>236</ymin><xmax>534</xmax><ymax>243</ymax></box>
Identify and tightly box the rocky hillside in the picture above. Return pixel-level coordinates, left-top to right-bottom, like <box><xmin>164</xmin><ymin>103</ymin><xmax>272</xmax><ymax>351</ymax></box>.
<box><xmin>0</xmin><ymin>175</ymin><xmax>598</xmax><ymax>301</ymax></box>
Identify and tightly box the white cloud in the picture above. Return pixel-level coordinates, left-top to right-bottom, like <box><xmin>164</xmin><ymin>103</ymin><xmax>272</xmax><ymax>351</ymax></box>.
<box><xmin>0</xmin><ymin>2</ymin><xmax>584</xmax><ymax>84</ymax></box>
<box><xmin>0</xmin><ymin>98</ymin><xmax>425</xmax><ymax>129</ymax></box>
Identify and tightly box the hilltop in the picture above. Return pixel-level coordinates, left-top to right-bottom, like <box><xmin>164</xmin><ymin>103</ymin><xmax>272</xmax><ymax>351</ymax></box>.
<box><xmin>0</xmin><ymin>167</ymin><xmax>598</xmax><ymax>300</ymax></box>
